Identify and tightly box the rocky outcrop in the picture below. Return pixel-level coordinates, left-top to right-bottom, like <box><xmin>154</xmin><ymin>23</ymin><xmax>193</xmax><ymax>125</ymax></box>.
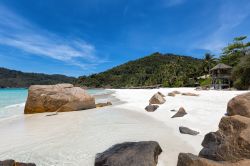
<box><xmin>179</xmin><ymin>126</ymin><xmax>199</xmax><ymax>135</ymax></box>
<box><xmin>171</xmin><ymin>107</ymin><xmax>187</xmax><ymax>118</ymax></box>
<box><xmin>95</xmin><ymin>141</ymin><xmax>162</xmax><ymax>166</ymax></box>
<box><xmin>199</xmin><ymin>115</ymin><xmax>250</xmax><ymax>161</ymax></box>
<box><xmin>96</xmin><ymin>102</ymin><xmax>112</xmax><ymax>108</ymax></box>
<box><xmin>0</xmin><ymin>160</ymin><xmax>36</xmax><ymax>166</ymax></box>
<box><xmin>227</xmin><ymin>92</ymin><xmax>250</xmax><ymax>117</ymax></box>
<box><xmin>149</xmin><ymin>93</ymin><xmax>166</xmax><ymax>104</ymax></box>
<box><xmin>145</xmin><ymin>105</ymin><xmax>159</xmax><ymax>112</ymax></box>
<box><xmin>177</xmin><ymin>92</ymin><xmax>250</xmax><ymax>166</ymax></box>
<box><xmin>177</xmin><ymin>153</ymin><xmax>250</xmax><ymax>166</ymax></box>
<box><xmin>182</xmin><ymin>92</ymin><xmax>199</xmax><ymax>96</ymax></box>
<box><xmin>24</xmin><ymin>84</ymin><xmax>96</xmax><ymax>114</ymax></box>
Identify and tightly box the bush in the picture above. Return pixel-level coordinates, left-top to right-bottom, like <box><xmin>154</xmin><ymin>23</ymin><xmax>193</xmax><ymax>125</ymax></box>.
<box><xmin>232</xmin><ymin>55</ymin><xmax>250</xmax><ymax>90</ymax></box>
<box><xmin>200</xmin><ymin>77</ymin><xmax>212</xmax><ymax>87</ymax></box>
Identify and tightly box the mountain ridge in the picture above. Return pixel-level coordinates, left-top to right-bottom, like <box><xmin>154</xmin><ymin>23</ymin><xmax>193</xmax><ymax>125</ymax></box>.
<box><xmin>0</xmin><ymin>67</ymin><xmax>76</xmax><ymax>88</ymax></box>
<box><xmin>76</xmin><ymin>52</ymin><xmax>203</xmax><ymax>88</ymax></box>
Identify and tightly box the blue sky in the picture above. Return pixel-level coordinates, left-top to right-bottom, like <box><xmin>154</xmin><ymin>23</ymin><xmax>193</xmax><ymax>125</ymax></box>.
<box><xmin>0</xmin><ymin>0</ymin><xmax>250</xmax><ymax>76</ymax></box>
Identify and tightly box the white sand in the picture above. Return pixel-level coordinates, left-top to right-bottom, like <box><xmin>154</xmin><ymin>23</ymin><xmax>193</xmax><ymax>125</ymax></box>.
<box><xmin>0</xmin><ymin>88</ymin><xmax>248</xmax><ymax>166</ymax></box>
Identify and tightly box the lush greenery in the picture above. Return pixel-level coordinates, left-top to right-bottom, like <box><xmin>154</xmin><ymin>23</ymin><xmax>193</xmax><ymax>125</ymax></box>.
<box><xmin>219</xmin><ymin>36</ymin><xmax>250</xmax><ymax>89</ymax></box>
<box><xmin>0</xmin><ymin>67</ymin><xmax>76</xmax><ymax>88</ymax></box>
<box><xmin>220</xmin><ymin>36</ymin><xmax>250</xmax><ymax>67</ymax></box>
<box><xmin>76</xmin><ymin>53</ymin><xmax>203</xmax><ymax>88</ymax></box>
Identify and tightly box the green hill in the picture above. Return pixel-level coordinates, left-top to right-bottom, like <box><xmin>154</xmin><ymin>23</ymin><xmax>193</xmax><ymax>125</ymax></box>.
<box><xmin>0</xmin><ymin>68</ymin><xmax>76</xmax><ymax>88</ymax></box>
<box><xmin>76</xmin><ymin>52</ymin><xmax>203</xmax><ymax>88</ymax></box>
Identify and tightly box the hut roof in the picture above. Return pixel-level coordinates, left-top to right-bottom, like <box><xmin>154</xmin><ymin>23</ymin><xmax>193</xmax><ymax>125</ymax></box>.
<box><xmin>210</xmin><ymin>63</ymin><xmax>232</xmax><ymax>71</ymax></box>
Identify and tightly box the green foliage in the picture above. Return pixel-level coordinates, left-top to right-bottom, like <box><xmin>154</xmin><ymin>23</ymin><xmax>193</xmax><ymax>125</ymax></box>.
<box><xmin>201</xmin><ymin>53</ymin><xmax>217</xmax><ymax>74</ymax></box>
<box><xmin>0</xmin><ymin>68</ymin><xmax>75</xmax><ymax>88</ymax></box>
<box><xmin>200</xmin><ymin>77</ymin><xmax>212</xmax><ymax>87</ymax></box>
<box><xmin>220</xmin><ymin>36</ymin><xmax>249</xmax><ymax>67</ymax></box>
<box><xmin>76</xmin><ymin>53</ymin><xmax>203</xmax><ymax>88</ymax></box>
<box><xmin>231</xmin><ymin>55</ymin><xmax>250</xmax><ymax>90</ymax></box>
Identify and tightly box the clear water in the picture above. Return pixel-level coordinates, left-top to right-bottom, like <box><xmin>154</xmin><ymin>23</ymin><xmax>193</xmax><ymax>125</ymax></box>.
<box><xmin>0</xmin><ymin>88</ymin><xmax>109</xmax><ymax>119</ymax></box>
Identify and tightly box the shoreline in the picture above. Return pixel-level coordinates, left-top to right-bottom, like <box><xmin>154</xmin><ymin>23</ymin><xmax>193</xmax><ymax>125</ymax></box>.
<box><xmin>0</xmin><ymin>88</ymin><xmax>249</xmax><ymax>165</ymax></box>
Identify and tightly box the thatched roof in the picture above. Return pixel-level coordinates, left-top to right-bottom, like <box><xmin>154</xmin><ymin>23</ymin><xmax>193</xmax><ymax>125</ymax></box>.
<box><xmin>210</xmin><ymin>63</ymin><xmax>232</xmax><ymax>71</ymax></box>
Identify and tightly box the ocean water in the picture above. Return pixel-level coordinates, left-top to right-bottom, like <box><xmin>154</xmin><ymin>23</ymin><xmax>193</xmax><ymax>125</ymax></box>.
<box><xmin>0</xmin><ymin>88</ymin><xmax>110</xmax><ymax>120</ymax></box>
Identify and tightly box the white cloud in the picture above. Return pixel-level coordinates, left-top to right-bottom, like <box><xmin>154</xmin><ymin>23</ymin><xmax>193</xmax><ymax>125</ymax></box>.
<box><xmin>0</xmin><ymin>5</ymin><xmax>105</xmax><ymax>69</ymax></box>
<box><xmin>192</xmin><ymin>1</ymin><xmax>250</xmax><ymax>54</ymax></box>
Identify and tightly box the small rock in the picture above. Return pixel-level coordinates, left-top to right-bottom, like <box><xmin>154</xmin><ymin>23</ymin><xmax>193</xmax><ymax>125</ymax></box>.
<box><xmin>179</xmin><ymin>126</ymin><xmax>199</xmax><ymax>135</ymax></box>
<box><xmin>181</xmin><ymin>92</ymin><xmax>199</xmax><ymax>96</ymax></box>
<box><xmin>170</xmin><ymin>109</ymin><xmax>176</xmax><ymax>112</ymax></box>
<box><xmin>157</xmin><ymin>91</ymin><xmax>165</xmax><ymax>97</ymax></box>
<box><xmin>171</xmin><ymin>107</ymin><xmax>187</xmax><ymax>118</ymax></box>
<box><xmin>95</xmin><ymin>141</ymin><xmax>162</xmax><ymax>166</ymax></box>
<box><xmin>149</xmin><ymin>93</ymin><xmax>166</xmax><ymax>104</ymax></box>
<box><xmin>172</xmin><ymin>90</ymin><xmax>181</xmax><ymax>94</ymax></box>
<box><xmin>145</xmin><ymin>105</ymin><xmax>159</xmax><ymax>112</ymax></box>
<box><xmin>96</xmin><ymin>102</ymin><xmax>112</xmax><ymax>108</ymax></box>
<box><xmin>168</xmin><ymin>92</ymin><xmax>176</xmax><ymax>97</ymax></box>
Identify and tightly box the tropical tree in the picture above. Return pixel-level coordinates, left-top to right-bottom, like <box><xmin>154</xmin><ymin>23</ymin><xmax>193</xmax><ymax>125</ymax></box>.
<box><xmin>220</xmin><ymin>36</ymin><xmax>250</xmax><ymax>66</ymax></box>
<box><xmin>202</xmin><ymin>53</ymin><xmax>217</xmax><ymax>74</ymax></box>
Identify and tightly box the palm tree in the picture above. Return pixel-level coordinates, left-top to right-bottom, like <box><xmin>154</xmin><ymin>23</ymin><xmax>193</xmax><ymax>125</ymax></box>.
<box><xmin>202</xmin><ymin>53</ymin><xmax>217</xmax><ymax>74</ymax></box>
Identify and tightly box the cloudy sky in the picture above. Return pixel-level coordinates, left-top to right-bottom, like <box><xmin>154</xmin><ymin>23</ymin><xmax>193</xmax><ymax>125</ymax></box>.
<box><xmin>0</xmin><ymin>0</ymin><xmax>250</xmax><ymax>76</ymax></box>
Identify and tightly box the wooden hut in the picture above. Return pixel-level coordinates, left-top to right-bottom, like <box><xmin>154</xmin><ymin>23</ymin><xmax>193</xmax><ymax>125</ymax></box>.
<box><xmin>210</xmin><ymin>63</ymin><xmax>232</xmax><ymax>89</ymax></box>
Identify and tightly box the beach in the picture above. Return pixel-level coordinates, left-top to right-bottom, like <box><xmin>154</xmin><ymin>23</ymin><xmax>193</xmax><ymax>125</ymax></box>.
<box><xmin>0</xmin><ymin>88</ymin><xmax>248</xmax><ymax>165</ymax></box>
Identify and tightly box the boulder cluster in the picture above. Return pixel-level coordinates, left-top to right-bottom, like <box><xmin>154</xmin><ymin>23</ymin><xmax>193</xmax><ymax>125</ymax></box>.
<box><xmin>145</xmin><ymin>92</ymin><xmax>166</xmax><ymax>112</ymax></box>
<box><xmin>177</xmin><ymin>92</ymin><xmax>250</xmax><ymax>166</ymax></box>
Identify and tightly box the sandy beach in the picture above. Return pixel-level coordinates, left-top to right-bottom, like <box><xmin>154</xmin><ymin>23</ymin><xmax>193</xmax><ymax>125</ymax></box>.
<box><xmin>0</xmin><ymin>88</ymin><xmax>249</xmax><ymax>166</ymax></box>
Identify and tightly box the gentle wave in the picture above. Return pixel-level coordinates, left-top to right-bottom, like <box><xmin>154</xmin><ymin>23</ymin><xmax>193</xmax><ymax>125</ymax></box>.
<box><xmin>4</xmin><ymin>102</ymin><xmax>26</xmax><ymax>109</ymax></box>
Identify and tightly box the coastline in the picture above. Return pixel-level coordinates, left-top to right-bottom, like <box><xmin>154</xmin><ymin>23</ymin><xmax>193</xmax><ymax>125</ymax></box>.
<box><xmin>0</xmin><ymin>88</ymin><xmax>249</xmax><ymax>165</ymax></box>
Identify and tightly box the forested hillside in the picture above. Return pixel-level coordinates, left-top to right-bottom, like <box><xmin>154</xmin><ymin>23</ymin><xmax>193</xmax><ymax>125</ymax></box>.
<box><xmin>0</xmin><ymin>68</ymin><xmax>76</xmax><ymax>88</ymax></box>
<box><xmin>76</xmin><ymin>53</ymin><xmax>203</xmax><ymax>88</ymax></box>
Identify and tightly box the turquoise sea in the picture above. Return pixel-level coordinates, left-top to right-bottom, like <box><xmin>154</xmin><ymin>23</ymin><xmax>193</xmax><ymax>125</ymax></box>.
<box><xmin>0</xmin><ymin>88</ymin><xmax>109</xmax><ymax>119</ymax></box>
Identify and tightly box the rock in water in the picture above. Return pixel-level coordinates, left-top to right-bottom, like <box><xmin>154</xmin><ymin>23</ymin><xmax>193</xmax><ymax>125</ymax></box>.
<box><xmin>171</xmin><ymin>107</ymin><xmax>187</xmax><ymax>118</ymax></box>
<box><xmin>149</xmin><ymin>93</ymin><xmax>166</xmax><ymax>104</ymax></box>
<box><xmin>95</xmin><ymin>141</ymin><xmax>162</xmax><ymax>166</ymax></box>
<box><xmin>145</xmin><ymin>105</ymin><xmax>159</xmax><ymax>112</ymax></box>
<box><xmin>227</xmin><ymin>92</ymin><xmax>250</xmax><ymax>117</ymax></box>
<box><xmin>24</xmin><ymin>84</ymin><xmax>96</xmax><ymax>114</ymax></box>
<box><xmin>199</xmin><ymin>115</ymin><xmax>250</xmax><ymax>161</ymax></box>
<box><xmin>179</xmin><ymin>126</ymin><xmax>199</xmax><ymax>135</ymax></box>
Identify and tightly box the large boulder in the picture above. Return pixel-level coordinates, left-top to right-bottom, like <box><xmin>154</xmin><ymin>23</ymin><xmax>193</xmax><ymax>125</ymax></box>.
<box><xmin>171</xmin><ymin>107</ymin><xmax>187</xmax><ymax>118</ymax></box>
<box><xmin>199</xmin><ymin>115</ymin><xmax>250</xmax><ymax>161</ymax></box>
<box><xmin>24</xmin><ymin>84</ymin><xmax>96</xmax><ymax>114</ymax></box>
<box><xmin>149</xmin><ymin>93</ymin><xmax>166</xmax><ymax>104</ymax></box>
<box><xmin>95</xmin><ymin>141</ymin><xmax>162</xmax><ymax>166</ymax></box>
<box><xmin>177</xmin><ymin>153</ymin><xmax>250</xmax><ymax>166</ymax></box>
<box><xmin>227</xmin><ymin>92</ymin><xmax>250</xmax><ymax>117</ymax></box>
